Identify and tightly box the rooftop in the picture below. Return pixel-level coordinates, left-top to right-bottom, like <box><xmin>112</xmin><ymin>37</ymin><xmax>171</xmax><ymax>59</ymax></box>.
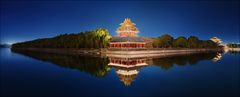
<box><xmin>110</xmin><ymin>37</ymin><xmax>145</xmax><ymax>42</ymax></box>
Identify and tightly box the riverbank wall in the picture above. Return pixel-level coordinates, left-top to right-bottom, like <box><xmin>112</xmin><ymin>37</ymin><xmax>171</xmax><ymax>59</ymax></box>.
<box><xmin>103</xmin><ymin>48</ymin><xmax>222</xmax><ymax>58</ymax></box>
<box><xmin>11</xmin><ymin>48</ymin><xmax>222</xmax><ymax>58</ymax></box>
<box><xmin>228</xmin><ymin>48</ymin><xmax>240</xmax><ymax>52</ymax></box>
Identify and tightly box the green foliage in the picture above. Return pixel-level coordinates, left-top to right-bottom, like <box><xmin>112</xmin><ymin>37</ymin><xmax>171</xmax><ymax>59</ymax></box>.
<box><xmin>153</xmin><ymin>35</ymin><xmax>218</xmax><ymax>48</ymax></box>
<box><xmin>12</xmin><ymin>28</ymin><xmax>112</xmax><ymax>49</ymax></box>
<box><xmin>152</xmin><ymin>38</ymin><xmax>160</xmax><ymax>48</ymax></box>
<box><xmin>198</xmin><ymin>40</ymin><xmax>217</xmax><ymax>48</ymax></box>
<box><xmin>187</xmin><ymin>36</ymin><xmax>199</xmax><ymax>48</ymax></box>
<box><xmin>154</xmin><ymin>34</ymin><xmax>173</xmax><ymax>48</ymax></box>
<box><xmin>173</xmin><ymin>36</ymin><xmax>188</xmax><ymax>48</ymax></box>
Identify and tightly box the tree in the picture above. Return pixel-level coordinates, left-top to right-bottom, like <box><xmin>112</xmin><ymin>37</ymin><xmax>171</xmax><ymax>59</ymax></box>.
<box><xmin>158</xmin><ymin>34</ymin><xmax>174</xmax><ymax>48</ymax></box>
<box><xmin>12</xmin><ymin>28</ymin><xmax>112</xmax><ymax>49</ymax></box>
<box><xmin>152</xmin><ymin>34</ymin><xmax>174</xmax><ymax>48</ymax></box>
<box><xmin>206</xmin><ymin>40</ymin><xmax>218</xmax><ymax>48</ymax></box>
<box><xmin>188</xmin><ymin>36</ymin><xmax>199</xmax><ymax>48</ymax></box>
<box><xmin>95</xmin><ymin>28</ymin><xmax>112</xmax><ymax>48</ymax></box>
<box><xmin>152</xmin><ymin>38</ymin><xmax>160</xmax><ymax>48</ymax></box>
<box><xmin>173</xmin><ymin>36</ymin><xmax>188</xmax><ymax>48</ymax></box>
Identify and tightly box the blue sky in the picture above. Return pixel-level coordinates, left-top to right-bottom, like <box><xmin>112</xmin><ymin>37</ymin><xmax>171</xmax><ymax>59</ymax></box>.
<box><xmin>1</xmin><ymin>0</ymin><xmax>239</xmax><ymax>44</ymax></box>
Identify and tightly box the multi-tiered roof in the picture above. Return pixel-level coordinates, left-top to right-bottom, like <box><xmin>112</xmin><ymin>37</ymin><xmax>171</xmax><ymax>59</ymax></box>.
<box><xmin>109</xmin><ymin>18</ymin><xmax>146</xmax><ymax>48</ymax></box>
<box><xmin>116</xmin><ymin>18</ymin><xmax>139</xmax><ymax>37</ymax></box>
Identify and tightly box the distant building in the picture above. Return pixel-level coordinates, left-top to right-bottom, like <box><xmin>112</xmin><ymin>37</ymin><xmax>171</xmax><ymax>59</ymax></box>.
<box><xmin>109</xmin><ymin>18</ymin><xmax>146</xmax><ymax>48</ymax></box>
<box><xmin>210</xmin><ymin>37</ymin><xmax>222</xmax><ymax>45</ymax></box>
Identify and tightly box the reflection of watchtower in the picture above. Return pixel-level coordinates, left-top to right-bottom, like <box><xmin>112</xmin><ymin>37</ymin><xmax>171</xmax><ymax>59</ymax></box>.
<box><xmin>108</xmin><ymin>57</ymin><xmax>148</xmax><ymax>86</ymax></box>
<box><xmin>116</xmin><ymin>68</ymin><xmax>138</xmax><ymax>86</ymax></box>
<box><xmin>212</xmin><ymin>53</ymin><xmax>222</xmax><ymax>62</ymax></box>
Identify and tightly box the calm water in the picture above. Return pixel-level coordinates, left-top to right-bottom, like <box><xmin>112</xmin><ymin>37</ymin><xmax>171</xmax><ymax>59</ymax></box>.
<box><xmin>1</xmin><ymin>48</ymin><xmax>239</xmax><ymax>96</ymax></box>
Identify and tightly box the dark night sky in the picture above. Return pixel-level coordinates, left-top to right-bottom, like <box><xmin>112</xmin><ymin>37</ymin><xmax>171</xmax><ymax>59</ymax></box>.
<box><xmin>1</xmin><ymin>0</ymin><xmax>239</xmax><ymax>44</ymax></box>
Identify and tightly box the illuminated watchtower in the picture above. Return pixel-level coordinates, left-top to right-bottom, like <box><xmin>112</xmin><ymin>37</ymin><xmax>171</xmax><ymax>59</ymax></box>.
<box><xmin>116</xmin><ymin>18</ymin><xmax>139</xmax><ymax>37</ymax></box>
<box><xmin>109</xmin><ymin>18</ymin><xmax>146</xmax><ymax>48</ymax></box>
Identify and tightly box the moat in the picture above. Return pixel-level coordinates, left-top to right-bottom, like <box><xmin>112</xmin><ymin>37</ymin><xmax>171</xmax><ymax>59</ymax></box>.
<box><xmin>1</xmin><ymin>48</ymin><xmax>239</xmax><ymax>96</ymax></box>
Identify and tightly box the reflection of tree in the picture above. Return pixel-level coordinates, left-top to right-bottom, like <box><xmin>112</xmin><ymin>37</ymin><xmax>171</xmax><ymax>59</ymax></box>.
<box><xmin>151</xmin><ymin>59</ymin><xmax>173</xmax><ymax>70</ymax></box>
<box><xmin>228</xmin><ymin>51</ymin><xmax>240</xmax><ymax>55</ymax></box>
<box><xmin>151</xmin><ymin>53</ymin><xmax>217</xmax><ymax>70</ymax></box>
<box><xmin>11</xmin><ymin>49</ymin><xmax>111</xmax><ymax>77</ymax></box>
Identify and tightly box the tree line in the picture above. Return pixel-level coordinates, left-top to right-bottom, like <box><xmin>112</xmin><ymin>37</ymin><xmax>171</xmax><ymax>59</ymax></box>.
<box><xmin>12</xmin><ymin>29</ymin><xmax>220</xmax><ymax>49</ymax></box>
<box><xmin>152</xmin><ymin>34</ymin><xmax>218</xmax><ymax>48</ymax></box>
<box><xmin>227</xmin><ymin>43</ymin><xmax>240</xmax><ymax>48</ymax></box>
<box><xmin>12</xmin><ymin>28</ymin><xmax>112</xmax><ymax>49</ymax></box>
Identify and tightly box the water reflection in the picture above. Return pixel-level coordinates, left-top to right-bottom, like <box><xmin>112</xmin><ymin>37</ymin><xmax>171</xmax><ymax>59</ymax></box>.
<box><xmin>150</xmin><ymin>53</ymin><xmax>219</xmax><ymax>70</ymax></box>
<box><xmin>11</xmin><ymin>49</ymin><xmax>110</xmax><ymax>77</ymax></box>
<box><xmin>11</xmin><ymin>49</ymin><xmax>221</xmax><ymax>86</ymax></box>
<box><xmin>108</xmin><ymin>57</ymin><xmax>148</xmax><ymax>86</ymax></box>
<box><xmin>212</xmin><ymin>53</ymin><xmax>222</xmax><ymax>62</ymax></box>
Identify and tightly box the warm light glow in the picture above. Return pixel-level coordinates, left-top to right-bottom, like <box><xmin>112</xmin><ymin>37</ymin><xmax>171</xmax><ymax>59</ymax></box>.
<box><xmin>116</xmin><ymin>18</ymin><xmax>139</xmax><ymax>37</ymax></box>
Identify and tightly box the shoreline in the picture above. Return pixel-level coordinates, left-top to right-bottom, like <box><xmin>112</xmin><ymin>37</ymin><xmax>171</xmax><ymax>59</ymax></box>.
<box><xmin>11</xmin><ymin>48</ymin><xmax>222</xmax><ymax>58</ymax></box>
<box><xmin>227</xmin><ymin>48</ymin><xmax>240</xmax><ymax>52</ymax></box>
<box><xmin>104</xmin><ymin>48</ymin><xmax>222</xmax><ymax>58</ymax></box>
